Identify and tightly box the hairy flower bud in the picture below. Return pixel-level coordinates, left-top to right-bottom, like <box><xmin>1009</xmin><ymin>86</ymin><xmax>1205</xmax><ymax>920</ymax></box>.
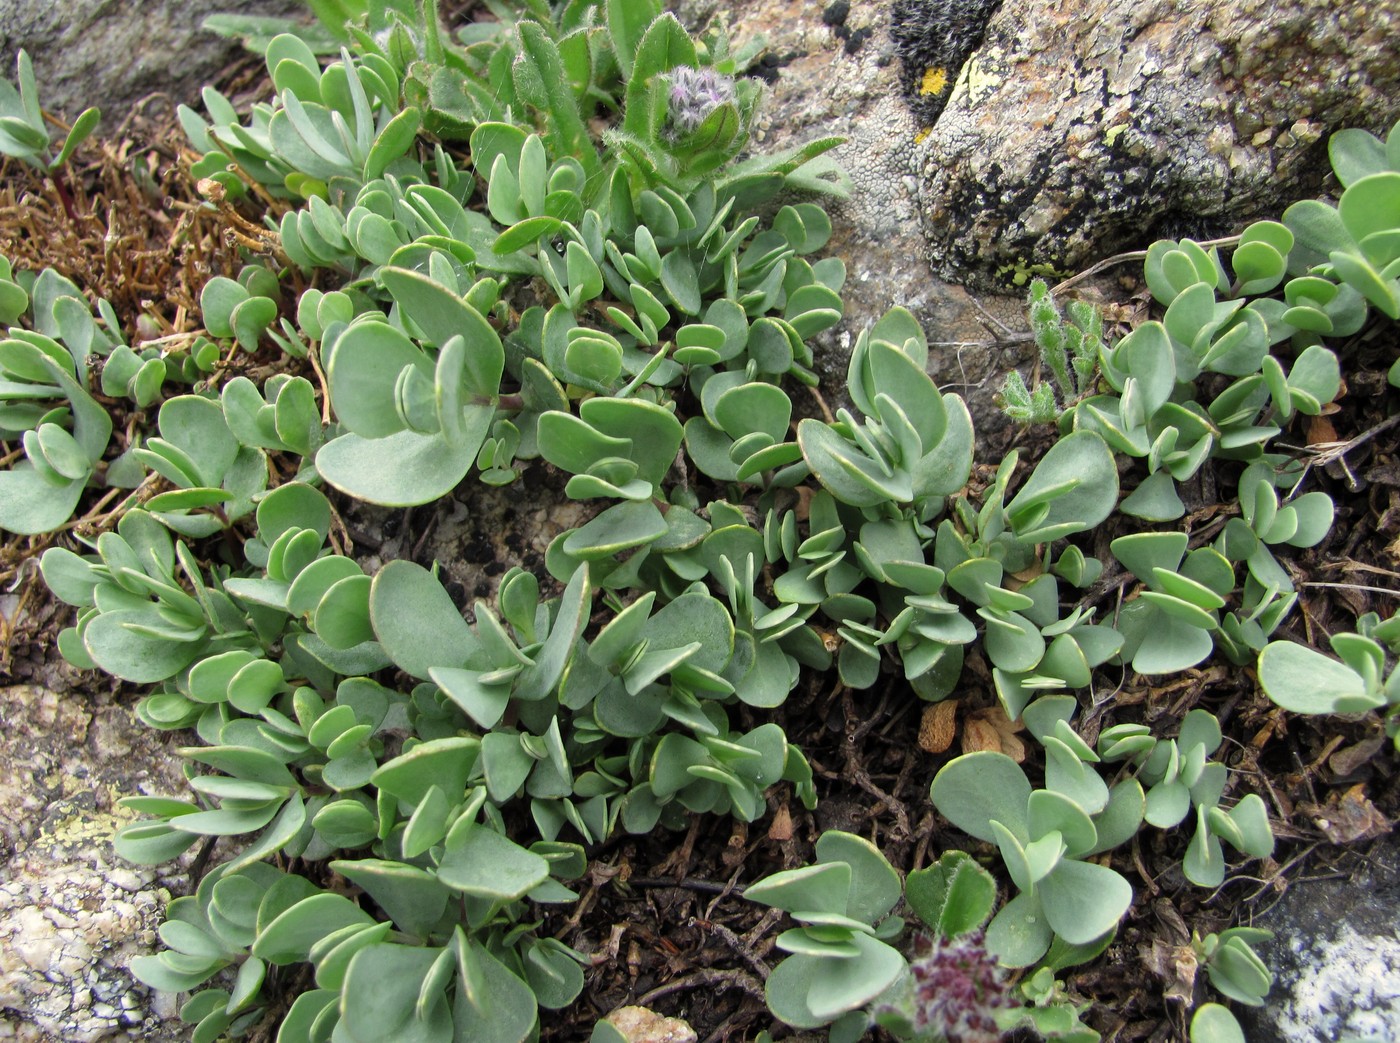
<box><xmin>903</xmin><ymin>931</ymin><xmax>1017</xmax><ymax>1043</ymax></box>
<box><xmin>666</xmin><ymin>66</ymin><xmax>735</xmax><ymax>134</ymax></box>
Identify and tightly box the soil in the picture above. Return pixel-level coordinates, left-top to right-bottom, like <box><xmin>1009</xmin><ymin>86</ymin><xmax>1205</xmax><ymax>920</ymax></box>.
<box><xmin>2</xmin><ymin>48</ymin><xmax>1398</xmax><ymax>1043</ymax></box>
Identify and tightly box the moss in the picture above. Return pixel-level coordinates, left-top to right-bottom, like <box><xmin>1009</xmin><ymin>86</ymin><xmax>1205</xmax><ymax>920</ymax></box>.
<box><xmin>995</xmin><ymin>259</ymin><xmax>1066</xmax><ymax>286</ymax></box>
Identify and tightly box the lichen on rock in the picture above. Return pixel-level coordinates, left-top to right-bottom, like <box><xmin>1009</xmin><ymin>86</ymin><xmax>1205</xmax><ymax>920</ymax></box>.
<box><xmin>0</xmin><ymin>685</ymin><xmax>189</xmax><ymax>1041</ymax></box>
<box><xmin>913</xmin><ymin>0</ymin><xmax>1400</xmax><ymax>289</ymax></box>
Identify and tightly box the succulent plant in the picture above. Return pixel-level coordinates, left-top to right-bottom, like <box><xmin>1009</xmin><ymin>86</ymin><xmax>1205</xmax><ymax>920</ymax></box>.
<box><xmin>23</xmin><ymin>5</ymin><xmax>1400</xmax><ymax>1039</ymax></box>
<box><xmin>1259</xmin><ymin>622</ymin><xmax>1400</xmax><ymax>748</ymax></box>
<box><xmin>0</xmin><ymin>50</ymin><xmax>99</xmax><ymax>172</ymax></box>
<box><xmin>745</xmin><ymin>831</ymin><xmax>907</xmax><ymax>1030</ymax></box>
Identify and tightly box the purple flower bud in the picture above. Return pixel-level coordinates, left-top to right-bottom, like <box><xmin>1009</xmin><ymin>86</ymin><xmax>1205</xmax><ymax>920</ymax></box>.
<box><xmin>901</xmin><ymin>931</ymin><xmax>1017</xmax><ymax>1043</ymax></box>
<box><xmin>666</xmin><ymin>66</ymin><xmax>736</xmax><ymax>133</ymax></box>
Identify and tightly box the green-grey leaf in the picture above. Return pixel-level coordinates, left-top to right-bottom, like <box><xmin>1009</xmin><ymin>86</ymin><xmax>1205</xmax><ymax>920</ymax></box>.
<box><xmin>930</xmin><ymin>751</ymin><xmax>1031</xmax><ymax>844</ymax></box>
<box><xmin>436</xmin><ymin>825</ymin><xmax>549</xmax><ymax>900</ymax></box>
<box><xmin>1258</xmin><ymin>640</ymin><xmax>1370</xmax><ymax>714</ymax></box>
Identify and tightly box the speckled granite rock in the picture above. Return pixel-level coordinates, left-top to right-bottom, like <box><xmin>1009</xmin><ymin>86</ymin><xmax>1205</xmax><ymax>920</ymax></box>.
<box><xmin>1237</xmin><ymin>834</ymin><xmax>1400</xmax><ymax>1043</ymax></box>
<box><xmin>0</xmin><ymin>0</ymin><xmax>304</xmax><ymax>120</ymax></box>
<box><xmin>913</xmin><ymin>0</ymin><xmax>1400</xmax><ymax>289</ymax></box>
<box><xmin>0</xmin><ymin>684</ymin><xmax>189</xmax><ymax>1042</ymax></box>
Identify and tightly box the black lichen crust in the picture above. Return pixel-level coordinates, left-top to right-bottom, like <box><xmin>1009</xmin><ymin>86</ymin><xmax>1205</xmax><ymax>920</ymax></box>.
<box><xmin>891</xmin><ymin>0</ymin><xmax>1003</xmax><ymax>127</ymax></box>
<box><xmin>822</xmin><ymin>1</ymin><xmax>873</xmax><ymax>56</ymax></box>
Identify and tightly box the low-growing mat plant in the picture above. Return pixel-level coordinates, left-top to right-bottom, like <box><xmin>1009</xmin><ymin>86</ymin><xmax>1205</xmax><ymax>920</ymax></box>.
<box><xmin>4</xmin><ymin>3</ymin><xmax>1400</xmax><ymax>1041</ymax></box>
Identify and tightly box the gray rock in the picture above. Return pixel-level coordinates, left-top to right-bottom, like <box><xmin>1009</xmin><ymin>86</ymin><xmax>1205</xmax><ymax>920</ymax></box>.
<box><xmin>1238</xmin><ymin>835</ymin><xmax>1400</xmax><ymax>1043</ymax></box>
<box><xmin>0</xmin><ymin>684</ymin><xmax>190</xmax><ymax>1042</ymax></box>
<box><xmin>0</xmin><ymin>0</ymin><xmax>305</xmax><ymax>122</ymax></box>
<box><xmin>912</xmin><ymin>0</ymin><xmax>1400</xmax><ymax>290</ymax></box>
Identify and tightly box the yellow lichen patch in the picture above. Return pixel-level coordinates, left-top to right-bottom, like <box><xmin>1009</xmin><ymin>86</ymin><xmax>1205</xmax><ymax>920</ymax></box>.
<box><xmin>914</xmin><ymin>127</ymin><xmax>931</xmax><ymax>145</ymax></box>
<box><xmin>38</xmin><ymin>782</ymin><xmax>136</xmax><ymax>851</ymax></box>
<box><xmin>964</xmin><ymin>57</ymin><xmax>1005</xmax><ymax>95</ymax></box>
<box><xmin>947</xmin><ymin>49</ymin><xmax>1008</xmax><ymax>108</ymax></box>
<box><xmin>40</xmin><ymin>806</ymin><xmax>137</xmax><ymax>851</ymax></box>
<box><xmin>996</xmin><ymin>260</ymin><xmax>1067</xmax><ymax>287</ymax></box>
<box><xmin>919</xmin><ymin>66</ymin><xmax>948</xmax><ymax>96</ymax></box>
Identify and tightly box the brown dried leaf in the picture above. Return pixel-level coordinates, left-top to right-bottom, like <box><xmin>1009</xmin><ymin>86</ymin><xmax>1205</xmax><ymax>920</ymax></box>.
<box><xmin>998</xmin><ymin>730</ymin><xmax>1027</xmax><ymax>762</ymax></box>
<box><xmin>961</xmin><ymin>716</ymin><xmax>1002</xmax><ymax>755</ymax></box>
<box><xmin>1008</xmin><ymin>560</ymin><xmax>1045</xmax><ymax>587</ymax></box>
<box><xmin>1306</xmin><ymin>413</ymin><xmax>1339</xmax><ymax>446</ymax></box>
<box><xmin>1301</xmin><ymin>784</ymin><xmax>1393</xmax><ymax>844</ymax></box>
<box><xmin>1151</xmin><ymin>897</ymin><xmax>1191</xmax><ymax>944</ymax></box>
<box><xmin>962</xmin><ymin>705</ymin><xmax>1027</xmax><ymax>761</ymax></box>
<box><xmin>918</xmin><ymin>699</ymin><xmax>958</xmax><ymax>753</ymax></box>
<box><xmin>767</xmin><ymin>803</ymin><xmax>793</xmax><ymax>842</ymax></box>
<box><xmin>1328</xmin><ymin>736</ymin><xmax>1386</xmax><ymax>777</ymax></box>
<box><xmin>722</xmin><ymin>820</ymin><xmax>748</xmax><ymax>869</ymax></box>
<box><xmin>1142</xmin><ymin>940</ymin><xmax>1197</xmax><ymax>1006</ymax></box>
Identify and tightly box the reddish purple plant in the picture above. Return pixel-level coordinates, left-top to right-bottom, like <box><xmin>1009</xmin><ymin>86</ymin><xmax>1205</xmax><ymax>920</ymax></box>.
<box><xmin>904</xmin><ymin>930</ymin><xmax>1016</xmax><ymax>1042</ymax></box>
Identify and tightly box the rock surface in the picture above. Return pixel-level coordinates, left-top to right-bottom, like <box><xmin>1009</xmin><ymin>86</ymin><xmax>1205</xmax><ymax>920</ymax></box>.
<box><xmin>1237</xmin><ymin>834</ymin><xmax>1400</xmax><ymax>1043</ymax></box>
<box><xmin>605</xmin><ymin>1005</ymin><xmax>699</xmax><ymax>1043</ymax></box>
<box><xmin>0</xmin><ymin>0</ymin><xmax>304</xmax><ymax>121</ymax></box>
<box><xmin>0</xmin><ymin>683</ymin><xmax>190</xmax><ymax>1042</ymax></box>
<box><xmin>913</xmin><ymin>0</ymin><xmax>1400</xmax><ymax>289</ymax></box>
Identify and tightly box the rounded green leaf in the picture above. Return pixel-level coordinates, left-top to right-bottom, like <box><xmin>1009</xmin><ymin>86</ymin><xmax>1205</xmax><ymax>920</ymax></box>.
<box><xmin>798</xmin><ymin>418</ymin><xmax>909</xmax><ymax>507</ymax></box>
<box><xmin>806</xmin><ymin>933</ymin><xmax>905</xmax><ymax>1022</ymax></box>
<box><xmin>1330</xmin><ymin>127</ymin><xmax>1389</xmax><ymax>188</ymax></box>
<box><xmin>34</xmin><ymin>422</ymin><xmax>91</xmax><ymax>479</ymax></box>
<box><xmin>985</xmin><ymin>890</ymin><xmax>1053</xmax><ymax>968</ymax></box>
<box><xmin>745</xmin><ymin>862</ymin><xmax>851</xmax><ymax>917</ymax></box>
<box><xmin>763</xmin><ymin>953</ymin><xmax>832</xmax><ymax>1028</ymax></box>
<box><xmin>1190</xmin><ymin>1004</ymin><xmax>1245</xmax><ymax>1043</ymax></box>
<box><xmin>200</xmin><ymin>277</ymin><xmax>248</xmax><ymax>338</ymax></box>
<box><xmin>1006</xmin><ymin>430</ymin><xmax>1118</xmax><ymax>541</ymax></box>
<box><xmin>339</xmin><ymin>944</ymin><xmax>453</xmax><ymax>1043</ymax></box>
<box><xmin>114</xmin><ymin>820</ymin><xmax>201</xmax><ymax>865</ymax></box>
<box><xmin>371</xmin><ymin>736</ymin><xmax>479</xmax><ymax>808</ymax></box>
<box><xmin>1231</xmin><ymin>240</ymin><xmax>1286</xmax><ymax>294</ymax></box>
<box><xmin>316</xmin><ymin>421</ymin><xmax>488</xmax><ymax>506</ymax></box>
<box><xmin>930</xmin><ymin>751</ymin><xmax>1031</xmax><ymax>844</ymax></box>
<box><xmin>1258</xmin><ymin>640</ymin><xmax>1369</xmax><ymax>714</ymax></box>
<box><xmin>1226</xmin><ymin>794</ymin><xmax>1275</xmax><ymax>860</ymax></box>
<box><xmin>437</xmin><ymin>825</ymin><xmax>549</xmax><ymax>900</ymax></box>
<box><xmin>562</xmin><ymin>500</ymin><xmax>667</xmax><ymax>560</ymax></box>
<box><xmin>364</xmin><ymin>105</ymin><xmax>421</xmax><ymax>181</ymax></box>
<box><xmin>314</xmin><ymin>574</ymin><xmax>374</xmax><ymax>649</ymax></box>
<box><xmin>368</xmin><ymin>559</ymin><xmax>478</xmax><ymax>678</ymax></box>
<box><xmin>815</xmin><ymin>831</ymin><xmax>900</xmax><ymax>925</ymax></box>
<box><xmin>83</xmin><ymin>609</ymin><xmax>203</xmax><ymax>683</ymax></box>
<box><xmin>230</xmin><ymin>295</ymin><xmax>277</xmax><ymax>350</ymax></box>
<box><xmin>1284</xmin><ymin>491</ymin><xmax>1334</xmax><ymax>548</ymax></box>
<box><xmin>326</xmin><ymin>323</ymin><xmax>427</xmax><ymax>438</ymax></box>
<box><xmin>1037</xmin><ymin>857</ymin><xmax>1131</xmax><ymax>944</ymax></box>
<box><xmin>564</xmin><ymin>334</ymin><xmax>623</xmax><ymax>386</ymax></box>
<box><xmin>450</xmin><ymin>938</ymin><xmax>539</xmax><ymax>1043</ymax></box>
<box><xmin>1027</xmin><ymin>790</ymin><xmax>1098</xmax><ymax>859</ymax></box>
